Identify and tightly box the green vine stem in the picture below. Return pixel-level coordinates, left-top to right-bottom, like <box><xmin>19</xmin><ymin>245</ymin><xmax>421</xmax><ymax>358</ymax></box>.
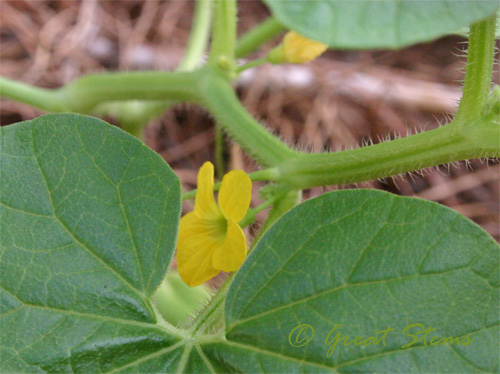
<box><xmin>273</xmin><ymin>15</ymin><xmax>500</xmax><ymax>189</ymax></box>
<box><xmin>209</xmin><ymin>0</ymin><xmax>237</xmax><ymax>73</ymax></box>
<box><xmin>0</xmin><ymin>71</ymin><xmax>203</xmax><ymax>114</ymax></box>
<box><xmin>153</xmin><ymin>273</ymin><xmax>210</xmax><ymax>328</ymax></box>
<box><xmin>101</xmin><ymin>0</ymin><xmax>213</xmax><ymax>137</ymax></box>
<box><xmin>97</xmin><ymin>0</ymin><xmax>213</xmax><ymax>134</ymax></box>
<box><xmin>178</xmin><ymin>0</ymin><xmax>213</xmax><ymax>72</ymax></box>
<box><xmin>0</xmin><ymin>0</ymin><xmax>212</xmax><ymax>129</ymax></box>
<box><xmin>1</xmin><ymin>15</ymin><xmax>497</xmax><ymax>191</ymax></box>
<box><xmin>242</xmin><ymin>187</ymin><xmax>302</xmax><ymax>252</ymax></box>
<box><xmin>65</xmin><ymin>71</ymin><xmax>204</xmax><ymax>113</ymax></box>
<box><xmin>455</xmin><ymin>14</ymin><xmax>497</xmax><ymax>124</ymax></box>
<box><xmin>238</xmin><ymin>188</ymin><xmax>291</xmax><ymax>228</ymax></box>
<box><xmin>199</xmin><ymin>70</ymin><xmax>299</xmax><ymax>166</ymax></box>
<box><xmin>236</xmin><ymin>58</ymin><xmax>269</xmax><ymax>73</ymax></box>
<box><xmin>235</xmin><ymin>17</ymin><xmax>285</xmax><ymax>58</ymax></box>
<box><xmin>255</xmin><ymin>188</ymin><xmax>302</xmax><ymax>239</ymax></box>
<box><xmin>277</xmin><ymin>114</ymin><xmax>499</xmax><ymax>189</ymax></box>
<box><xmin>188</xmin><ymin>274</ymin><xmax>232</xmax><ymax>336</ymax></box>
<box><xmin>93</xmin><ymin>100</ymin><xmax>167</xmax><ymax>140</ymax></box>
<box><xmin>0</xmin><ymin>77</ymin><xmax>67</xmax><ymax>113</ymax></box>
<box><xmin>215</xmin><ymin>123</ymin><xmax>225</xmax><ymax>180</ymax></box>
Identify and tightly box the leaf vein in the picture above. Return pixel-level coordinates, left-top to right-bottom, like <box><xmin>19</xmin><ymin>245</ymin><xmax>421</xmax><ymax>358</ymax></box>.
<box><xmin>29</xmin><ymin>123</ymin><xmax>149</xmax><ymax>306</ymax></box>
<box><xmin>194</xmin><ymin>344</ymin><xmax>217</xmax><ymax>374</ymax></box>
<box><xmin>76</xmin><ymin>126</ymin><xmax>146</xmax><ymax>292</ymax></box>
<box><xmin>227</xmin><ymin>268</ymin><xmax>479</xmax><ymax>333</ymax></box>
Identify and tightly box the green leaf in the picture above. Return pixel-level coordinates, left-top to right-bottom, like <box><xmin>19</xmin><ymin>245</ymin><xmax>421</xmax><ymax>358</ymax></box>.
<box><xmin>211</xmin><ymin>190</ymin><xmax>499</xmax><ymax>372</ymax></box>
<box><xmin>455</xmin><ymin>10</ymin><xmax>500</xmax><ymax>39</ymax></box>
<box><xmin>0</xmin><ymin>114</ymin><xmax>183</xmax><ymax>372</ymax></box>
<box><xmin>3</xmin><ymin>116</ymin><xmax>499</xmax><ymax>373</ymax></box>
<box><xmin>262</xmin><ymin>0</ymin><xmax>500</xmax><ymax>49</ymax></box>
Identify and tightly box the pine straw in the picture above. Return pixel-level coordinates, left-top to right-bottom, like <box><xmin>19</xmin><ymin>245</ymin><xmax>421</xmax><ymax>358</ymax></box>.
<box><xmin>1</xmin><ymin>0</ymin><xmax>498</xmax><ymax>241</ymax></box>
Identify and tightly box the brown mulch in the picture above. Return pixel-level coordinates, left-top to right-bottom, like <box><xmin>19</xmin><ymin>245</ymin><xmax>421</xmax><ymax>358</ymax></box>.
<box><xmin>1</xmin><ymin>0</ymin><xmax>499</xmax><ymax>241</ymax></box>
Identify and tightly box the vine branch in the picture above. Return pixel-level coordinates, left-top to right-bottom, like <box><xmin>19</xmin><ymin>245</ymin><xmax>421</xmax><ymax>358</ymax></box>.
<box><xmin>455</xmin><ymin>14</ymin><xmax>497</xmax><ymax>123</ymax></box>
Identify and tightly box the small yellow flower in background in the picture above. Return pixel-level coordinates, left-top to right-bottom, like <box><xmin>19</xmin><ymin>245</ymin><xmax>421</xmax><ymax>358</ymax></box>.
<box><xmin>177</xmin><ymin>162</ymin><xmax>252</xmax><ymax>287</ymax></box>
<box><xmin>268</xmin><ymin>31</ymin><xmax>328</xmax><ymax>64</ymax></box>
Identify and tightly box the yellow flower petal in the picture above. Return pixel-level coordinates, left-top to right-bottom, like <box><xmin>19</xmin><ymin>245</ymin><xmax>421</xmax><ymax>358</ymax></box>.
<box><xmin>218</xmin><ymin>170</ymin><xmax>252</xmax><ymax>223</ymax></box>
<box><xmin>178</xmin><ymin>163</ymin><xmax>252</xmax><ymax>286</ymax></box>
<box><xmin>284</xmin><ymin>31</ymin><xmax>327</xmax><ymax>64</ymax></box>
<box><xmin>212</xmin><ymin>219</ymin><xmax>247</xmax><ymax>272</ymax></box>
<box><xmin>177</xmin><ymin>212</ymin><xmax>225</xmax><ymax>287</ymax></box>
<box><xmin>194</xmin><ymin>162</ymin><xmax>222</xmax><ymax>220</ymax></box>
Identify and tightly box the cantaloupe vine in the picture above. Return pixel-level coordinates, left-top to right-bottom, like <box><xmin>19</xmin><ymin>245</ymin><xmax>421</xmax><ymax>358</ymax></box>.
<box><xmin>0</xmin><ymin>1</ymin><xmax>499</xmax><ymax>373</ymax></box>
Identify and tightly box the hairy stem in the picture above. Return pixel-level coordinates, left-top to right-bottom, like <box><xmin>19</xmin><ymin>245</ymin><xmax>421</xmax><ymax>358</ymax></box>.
<box><xmin>275</xmin><ymin>16</ymin><xmax>499</xmax><ymax>189</ymax></box>
<box><xmin>199</xmin><ymin>70</ymin><xmax>298</xmax><ymax>166</ymax></box>
<box><xmin>278</xmin><ymin>115</ymin><xmax>500</xmax><ymax>189</ymax></box>
<box><xmin>455</xmin><ymin>14</ymin><xmax>497</xmax><ymax>123</ymax></box>
<box><xmin>189</xmin><ymin>275</ymin><xmax>232</xmax><ymax>336</ymax></box>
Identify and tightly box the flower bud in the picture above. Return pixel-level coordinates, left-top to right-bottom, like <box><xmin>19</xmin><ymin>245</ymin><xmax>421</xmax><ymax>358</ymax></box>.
<box><xmin>269</xmin><ymin>31</ymin><xmax>328</xmax><ymax>64</ymax></box>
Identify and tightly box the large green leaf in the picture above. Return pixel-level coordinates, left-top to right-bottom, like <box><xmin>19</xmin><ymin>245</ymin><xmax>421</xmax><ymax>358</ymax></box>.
<box><xmin>204</xmin><ymin>190</ymin><xmax>499</xmax><ymax>372</ymax></box>
<box><xmin>2</xmin><ymin>116</ymin><xmax>499</xmax><ymax>372</ymax></box>
<box><xmin>263</xmin><ymin>0</ymin><xmax>500</xmax><ymax>49</ymax></box>
<box><xmin>0</xmin><ymin>114</ymin><xmax>183</xmax><ymax>372</ymax></box>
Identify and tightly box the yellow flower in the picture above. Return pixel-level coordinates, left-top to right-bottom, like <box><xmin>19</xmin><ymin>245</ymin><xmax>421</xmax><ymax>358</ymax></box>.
<box><xmin>269</xmin><ymin>31</ymin><xmax>328</xmax><ymax>64</ymax></box>
<box><xmin>177</xmin><ymin>162</ymin><xmax>252</xmax><ymax>287</ymax></box>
